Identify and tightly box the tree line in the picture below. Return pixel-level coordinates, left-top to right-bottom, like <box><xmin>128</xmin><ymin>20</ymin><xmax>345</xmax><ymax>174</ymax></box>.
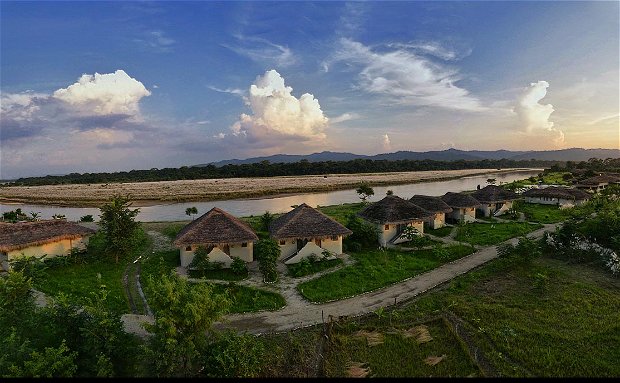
<box><xmin>4</xmin><ymin>158</ymin><xmax>561</xmax><ymax>186</ymax></box>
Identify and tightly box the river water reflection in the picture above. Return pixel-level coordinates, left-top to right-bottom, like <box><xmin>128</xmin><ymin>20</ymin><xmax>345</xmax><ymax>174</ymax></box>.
<box><xmin>0</xmin><ymin>170</ymin><xmax>539</xmax><ymax>222</ymax></box>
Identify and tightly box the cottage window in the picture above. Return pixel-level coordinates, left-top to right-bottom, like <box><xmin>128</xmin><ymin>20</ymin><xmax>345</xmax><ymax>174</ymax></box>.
<box><xmin>279</xmin><ymin>240</ymin><xmax>286</xmax><ymax>245</ymax></box>
<box><xmin>384</xmin><ymin>224</ymin><xmax>390</xmax><ymax>230</ymax></box>
<box><xmin>331</xmin><ymin>235</ymin><xmax>339</xmax><ymax>241</ymax></box>
<box><xmin>241</xmin><ymin>242</ymin><xmax>248</xmax><ymax>247</ymax></box>
<box><xmin>185</xmin><ymin>246</ymin><xmax>192</xmax><ymax>251</ymax></box>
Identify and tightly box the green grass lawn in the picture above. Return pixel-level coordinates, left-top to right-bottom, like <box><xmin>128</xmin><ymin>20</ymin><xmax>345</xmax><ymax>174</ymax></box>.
<box><xmin>426</xmin><ymin>226</ymin><xmax>454</xmax><ymax>238</ymax></box>
<box><xmin>317</xmin><ymin>203</ymin><xmax>365</xmax><ymax>225</ymax></box>
<box><xmin>396</xmin><ymin>256</ymin><xmax>620</xmax><ymax>377</ymax></box>
<box><xmin>287</xmin><ymin>258</ymin><xmax>343</xmax><ymax>278</ymax></box>
<box><xmin>454</xmin><ymin>222</ymin><xmax>543</xmax><ymax>246</ymax></box>
<box><xmin>188</xmin><ymin>268</ymin><xmax>248</xmax><ymax>281</ymax></box>
<box><xmin>211</xmin><ymin>283</ymin><xmax>286</xmax><ymax>313</ymax></box>
<box><xmin>324</xmin><ymin>318</ymin><xmax>480</xmax><ymax>377</ymax></box>
<box><xmin>514</xmin><ymin>203</ymin><xmax>570</xmax><ymax>224</ymax></box>
<box><xmin>33</xmin><ymin>256</ymin><xmax>131</xmax><ymax>314</ymax></box>
<box><xmin>297</xmin><ymin>245</ymin><xmax>474</xmax><ymax>303</ymax></box>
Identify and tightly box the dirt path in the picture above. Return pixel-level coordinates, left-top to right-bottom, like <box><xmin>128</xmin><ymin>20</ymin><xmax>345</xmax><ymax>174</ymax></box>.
<box><xmin>212</xmin><ymin>223</ymin><xmax>559</xmax><ymax>334</ymax></box>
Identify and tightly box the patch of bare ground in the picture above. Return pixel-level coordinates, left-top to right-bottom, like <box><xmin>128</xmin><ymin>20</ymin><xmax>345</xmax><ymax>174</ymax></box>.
<box><xmin>0</xmin><ymin>168</ymin><xmax>538</xmax><ymax>207</ymax></box>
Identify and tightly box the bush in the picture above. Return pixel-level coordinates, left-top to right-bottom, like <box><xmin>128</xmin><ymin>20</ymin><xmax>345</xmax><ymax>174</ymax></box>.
<box><xmin>230</xmin><ymin>257</ymin><xmax>248</xmax><ymax>275</ymax></box>
<box><xmin>79</xmin><ymin>215</ymin><xmax>94</xmax><ymax>222</ymax></box>
<box><xmin>255</xmin><ymin>239</ymin><xmax>280</xmax><ymax>283</ymax></box>
<box><xmin>202</xmin><ymin>331</ymin><xmax>264</xmax><ymax>377</ymax></box>
<box><xmin>344</xmin><ymin>214</ymin><xmax>379</xmax><ymax>250</ymax></box>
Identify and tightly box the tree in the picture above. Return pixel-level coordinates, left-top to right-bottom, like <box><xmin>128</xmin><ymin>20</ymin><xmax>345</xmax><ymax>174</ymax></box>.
<box><xmin>79</xmin><ymin>215</ymin><xmax>94</xmax><ymax>222</ymax></box>
<box><xmin>356</xmin><ymin>183</ymin><xmax>374</xmax><ymax>203</ymax></box>
<box><xmin>386</xmin><ymin>190</ymin><xmax>394</xmax><ymax>196</ymax></box>
<box><xmin>185</xmin><ymin>207</ymin><xmax>198</xmax><ymax>220</ymax></box>
<box><xmin>143</xmin><ymin>273</ymin><xmax>231</xmax><ymax>377</ymax></box>
<box><xmin>486</xmin><ymin>178</ymin><xmax>497</xmax><ymax>185</ymax></box>
<box><xmin>260</xmin><ymin>211</ymin><xmax>274</xmax><ymax>232</ymax></box>
<box><xmin>255</xmin><ymin>239</ymin><xmax>280</xmax><ymax>283</ymax></box>
<box><xmin>51</xmin><ymin>214</ymin><xmax>66</xmax><ymax>220</ymax></box>
<box><xmin>29</xmin><ymin>212</ymin><xmax>40</xmax><ymax>221</ymax></box>
<box><xmin>98</xmin><ymin>195</ymin><xmax>140</xmax><ymax>264</ymax></box>
<box><xmin>202</xmin><ymin>330</ymin><xmax>264</xmax><ymax>378</ymax></box>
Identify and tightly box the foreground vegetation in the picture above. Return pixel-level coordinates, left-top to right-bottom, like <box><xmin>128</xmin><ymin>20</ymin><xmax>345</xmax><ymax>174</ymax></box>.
<box><xmin>298</xmin><ymin>245</ymin><xmax>474</xmax><ymax>303</ymax></box>
<box><xmin>455</xmin><ymin>222</ymin><xmax>543</xmax><ymax>246</ymax></box>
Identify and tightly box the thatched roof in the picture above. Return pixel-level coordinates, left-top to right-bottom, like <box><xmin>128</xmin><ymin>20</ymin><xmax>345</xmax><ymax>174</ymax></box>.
<box><xmin>0</xmin><ymin>220</ymin><xmax>95</xmax><ymax>252</ymax></box>
<box><xmin>269</xmin><ymin>203</ymin><xmax>352</xmax><ymax>240</ymax></box>
<box><xmin>357</xmin><ymin>195</ymin><xmax>434</xmax><ymax>224</ymax></box>
<box><xmin>577</xmin><ymin>175</ymin><xmax>620</xmax><ymax>186</ymax></box>
<box><xmin>174</xmin><ymin>207</ymin><xmax>258</xmax><ymax>246</ymax></box>
<box><xmin>523</xmin><ymin>187</ymin><xmax>592</xmax><ymax>201</ymax></box>
<box><xmin>409</xmin><ymin>195</ymin><xmax>453</xmax><ymax>214</ymax></box>
<box><xmin>441</xmin><ymin>192</ymin><xmax>482</xmax><ymax>209</ymax></box>
<box><xmin>471</xmin><ymin>185</ymin><xmax>519</xmax><ymax>204</ymax></box>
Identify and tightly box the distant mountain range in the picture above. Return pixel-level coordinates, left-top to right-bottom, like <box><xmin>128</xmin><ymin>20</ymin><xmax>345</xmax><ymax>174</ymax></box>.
<box><xmin>198</xmin><ymin>148</ymin><xmax>620</xmax><ymax>167</ymax></box>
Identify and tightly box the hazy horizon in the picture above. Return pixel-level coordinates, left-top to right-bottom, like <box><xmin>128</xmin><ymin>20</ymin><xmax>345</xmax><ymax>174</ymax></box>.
<box><xmin>1</xmin><ymin>1</ymin><xmax>618</xmax><ymax>179</ymax></box>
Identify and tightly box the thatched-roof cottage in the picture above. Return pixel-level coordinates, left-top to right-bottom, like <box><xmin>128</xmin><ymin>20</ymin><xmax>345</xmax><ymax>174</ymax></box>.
<box><xmin>409</xmin><ymin>195</ymin><xmax>453</xmax><ymax>229</ymax></box>
<box><xmin>357</xmin><ymin>195</ymin><xmax>433</xmax><ymax>246</ymax></box>
<box><xmin>269</xmin><ymin>203</ymin><xmax>352</xmax><ymax>264</ymax></box>
<box><xmin>522</xmin><ymin>187</ymin><xmax>591</xmax><ymax>207</ymax></box>
<box><xmin>441</xmin><ymin>192</ymin><xmax>481</xmax><ymax>223</ymax></box>
<box><xmin>575</xmin><ymin>175</ymin><xmax>620</xmax><ymax>192</ymax></box>
<box><xmin>471</xmin><ymin>185</ymin><xmax>519</xmax><ymax>217</ymax></box>
<box><xmin>0</xmin><ymin>220</ymin><xmax>95</xmax><ymax>271</ymax></box>
<box><xmin>174</xmin><ymin>207</ymin><xmax>258</xmax><ymax>268</ymax></box>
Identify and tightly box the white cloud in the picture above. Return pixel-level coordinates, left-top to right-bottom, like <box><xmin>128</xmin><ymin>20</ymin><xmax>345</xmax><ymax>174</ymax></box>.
<box><xmin>133</xmin><ymin>30</ymin><xmax>175</xmax><ymax>52</ymax></box>
<box><xmin>53</xmin><ymin>70</ymin><xmax>151</xmax><ymax>115</ymax></box>
<box><xmin>513</xmin><ymin>81</ymin><xmax>565</xmax><ymax>146</ymax></box>
<box><xmin>387</xmin><ymin>41</ymin><xmax>468</xmax><ymax>61</ymax></box>
<box><xmin>382</xmin><ymin>133</ymin><xmax>391</xmax><ymax>152</ymax></box>
<box><xmin>330</xmin><ymin>112</ymin><xmax>360</xmax><ymax>124</ymax></box>
<box><xmin>207</xmin><ymin>86</ymin><xmax>245</xmax><ymax>96</ymax></box>
<box><xmin>326</xmin><ymin>38</ymin><xmax>484</xmax><ymax>111</ymax></box>
<box><xmin>221</xmin><ymin>70</ymin><xmax>328</xmax><ymax>148</ymax></box>
<box><xmin>222</xmin><ymin>35</ymin><xmax>297</xmax><ymax>68</ymax></box>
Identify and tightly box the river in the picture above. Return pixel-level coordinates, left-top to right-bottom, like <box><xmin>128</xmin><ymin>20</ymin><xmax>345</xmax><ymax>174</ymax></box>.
<box><xmin>0</xmin><ymin>170</ymin><xmax>539</xmax><ymax>222</ymax></box>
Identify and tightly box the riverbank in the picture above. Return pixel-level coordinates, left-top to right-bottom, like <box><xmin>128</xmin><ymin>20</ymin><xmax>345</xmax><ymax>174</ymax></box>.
<box><xmin>0</xmin><ymin>168</ymin><xmax>540</xmax><ymax>207</ymax></box>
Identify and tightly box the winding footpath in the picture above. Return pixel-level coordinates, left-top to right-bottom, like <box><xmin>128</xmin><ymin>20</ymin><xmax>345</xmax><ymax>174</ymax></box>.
<box><xmin>122</xmin><ymin>222</ymin><xmax>559</xmax><ymax>336</ymax></box>
<box><xmin>212</xmin><ymin>222</ymin><xmax>559</xmax><ymax>335</ymax></box>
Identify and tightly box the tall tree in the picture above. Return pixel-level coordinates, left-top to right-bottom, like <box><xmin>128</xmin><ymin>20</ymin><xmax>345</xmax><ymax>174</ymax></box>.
<box><xmin>356</xmin><ymin>183</ymin><xmax>374</xmax><ymax>203</ymax></box>
<box><xmin>98</xmin><ymin>195</ymin><xmax>140</xmax><ymax>264</ymax></box>
<box><xmin>185</xmin><ymin>207</ymin><xmax>198</xmax><ymax>220</ymax></box>
<box><xmin>144</xmin><ymin>273</ymin><xmax>231</xmax><ymax>377</ymax></box>
<box><xmin>255</xmin><ymin>239</ymin><xmax>280</xmax><ymax>283</ymax></box>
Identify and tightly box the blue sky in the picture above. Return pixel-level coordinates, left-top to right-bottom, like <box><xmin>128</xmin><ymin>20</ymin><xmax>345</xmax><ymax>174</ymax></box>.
<box><xmin>1</xmin><ymin>1</ymin><xmax>618</xmax><ymax>178</ymax></box>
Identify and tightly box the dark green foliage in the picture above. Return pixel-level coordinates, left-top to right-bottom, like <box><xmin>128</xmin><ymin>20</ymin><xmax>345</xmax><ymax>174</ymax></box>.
<box><xmin>260</xmin><ymin>211</ymin><xmax>274</xmax><ymax>231</ymax></box>
<box><xmin>143</xmin><ymin>273</ymin><xmax>231</xmax><ymax>377</ymax></box>
<box><xmin>5</xmin><ymin>158</ymin><xmax>563</xmax><ymax>187</ymax></box>
<box><xmin>79</xmin><ymin>215</ymin><xmax>94</xmax><ymax>222</ymax></box>
<box><xmin>202</xmin><ymin>331</ymin><xmax>265</xmax><ymax>377</ymax></box>
<box><xmin>9</xmin><ymin>255</ymin><xmax>48</xmax><ymax>280</ymax></box>
<box><xmin>356</xmin><ymin>183</ymin><xmax>374</xmax><ymax>202</ymax></box>
<box><xmin>287</xmin><ymin>257</ymin><xmax>343</xmax><ymax>278</ymax></box>
<box><xmin>344</xmin><ymin>214</ymin><xmax>379</xmax><ymax>249</ymax></box>
<box><xmin>185</xmin><ymin>206</ymin><xmax>198</xmax><ymax>219</ymax></box>
<box><xmin>230</xmin><ymin>257</ymin><xmax>248</xmax><ymax>275</ymax></box>
<box><xmin>189</xmin><ymin>246</ymin><xmax>224</xmax><ymax>277</ymax></box>
<box><xmin>98</xmin><ymin>194</ymin><xmax>141</xmax><ymax>263</ymax></box>
<box><xmin>2</xmin><ymin>208</ymin><xmax>28</xmax><ymax>222</ymax></box>
<box><xmin>255</xmin><ymin>238</ymin><xmax>280</xmax><ymax>283</ymax></box>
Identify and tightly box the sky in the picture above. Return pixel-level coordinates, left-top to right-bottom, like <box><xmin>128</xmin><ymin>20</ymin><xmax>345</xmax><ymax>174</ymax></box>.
<box><xmin>1</xmin><ymin>1</ymin><xmax>618</xmax><ymax>179</ymax></box>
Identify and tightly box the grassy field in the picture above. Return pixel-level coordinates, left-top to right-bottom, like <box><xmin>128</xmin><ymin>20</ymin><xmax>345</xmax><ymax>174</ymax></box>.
<box><xmin>188</xmin><ymin>268</ymin><xmax>248</xmax><ymax>281</ymax></box>
<box><xmin>211</xmin><ymin>283</ymin><xmax>286</xmax><ymax>313</ymax></box>
<box><xmin>513</xmin><ymin>203</ymin><xmax>570</xmax><ymax>224</ymax></box>
<box><xmin>259</xmin><ymin>254</ymin><xmax>620</xmax><ymax>377</ymax></box>
<box><xmin>33</xmin><ymin>256</ymin><xmax>131</xmax><ymax>314</ymax></box>
<box><xmin>505</xmin><ymin>171</ymin><xmax>571</xmax><ymax>191</ymax></box>
<box><xmin>287</xmin><ymin>258</ymin><xmax>344</xmax><ymax>278</ymax></box>
<box><xmin>426</xmin><ymin>226</ymin><xmax>454</xmax><ymax>238</ymax></box>
<box><xmin>317</xmin><ymin>203</ymin><xmax>365</xmax><ymax>225</ymax></box>
<box><xmin>297</xmin><ymin>245</ymin><xmax>474</xmax><ymax>303</ymax></box>
<box><xmin>454</xmin><ymin>222</ymin><xmax>543</xmax><ymax>246</ymax></box>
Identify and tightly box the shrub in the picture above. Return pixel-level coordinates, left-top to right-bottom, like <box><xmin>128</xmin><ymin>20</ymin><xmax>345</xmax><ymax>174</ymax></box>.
<box><xmin>79</xmin><ymin>215</ymin><xmax>94</xmax><ymax>222</ymax></box>
<box><xmin>230</xmin><ymin>257</ymin><xmax>248</xmax><ymax>275</ymax></box>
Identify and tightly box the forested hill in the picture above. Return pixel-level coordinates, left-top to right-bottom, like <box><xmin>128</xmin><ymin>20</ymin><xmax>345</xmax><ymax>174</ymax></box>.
<box><xmin>204</xmin><ymin>148</ymin><xmax>620</xmax><ymax>166</ymax></box>
<box><xmin>4</xmin><ymin>158</ymin><xmax>557</xmax><ymax>186</ymax></box>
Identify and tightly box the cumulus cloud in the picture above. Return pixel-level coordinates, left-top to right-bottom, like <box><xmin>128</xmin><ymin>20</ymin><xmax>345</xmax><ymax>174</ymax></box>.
<box><xmin>514</xmin><ymin>81</ymin><xmax>564</xmax><ymax>145</ymax></box>
<box><xmin>53</xmin><ymin>70</ymin><xmax>151</xmax><ymax>115</ymax></box>
<box><xmin>382</xmin><ymin>134</ymin><xmax>391</xmax><ymax>152</ymax></box>
<box><xmin>324</xmin><ymin>38</ymin><xmax>484</xmax><ymax>111</ymax></box>
<box><xmin>226</xmin><ymin>70</ymin><xmax>328</xmax><ymax>146</ymax></box>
